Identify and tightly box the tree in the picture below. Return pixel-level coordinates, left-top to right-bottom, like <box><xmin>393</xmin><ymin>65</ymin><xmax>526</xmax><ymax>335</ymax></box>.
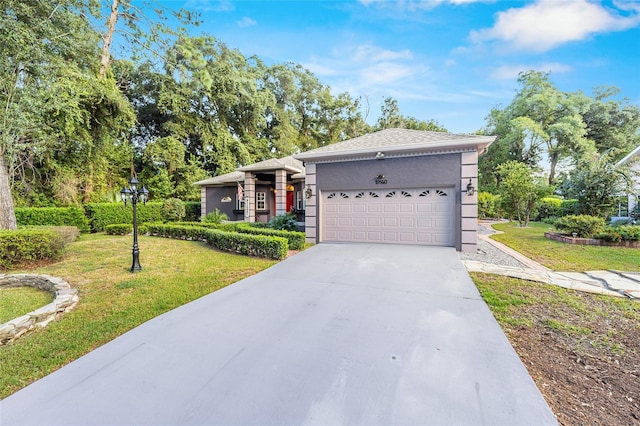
<box><xmin>558</xmin><ymin>152</ymin><xmax>631</xmax><ymax>218</ymax></box>
<box><xmin>376</xmin><ymin>97</ymin><xmax>447</xmax><ymax>132</ymax></box>
<box><xmin>496</xmin><ymin>161</ymin><xmax>547</xmax><ymax>227</ymax></box>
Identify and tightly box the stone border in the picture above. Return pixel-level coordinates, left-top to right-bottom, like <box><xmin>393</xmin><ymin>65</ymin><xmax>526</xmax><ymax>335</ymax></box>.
<box><xmin>544</xmin><ymin>232</ymin><xmax>640</xmax><ymax>248</ymax></box>
<box><xmin>0</xmin><ymin>274</ymin><xmax>79</xmax><ymax>345</ymax></box>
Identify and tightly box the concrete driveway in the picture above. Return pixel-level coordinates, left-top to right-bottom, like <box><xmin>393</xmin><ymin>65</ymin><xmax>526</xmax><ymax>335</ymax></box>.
<box><xmin>0</xmin><ymin>243</ymin><xmax>557</xmax><ymax>425</ymax></box>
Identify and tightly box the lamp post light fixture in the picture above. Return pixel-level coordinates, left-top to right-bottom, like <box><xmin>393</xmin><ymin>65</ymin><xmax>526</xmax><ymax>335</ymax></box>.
<box><xmin>120</xmin><ymin>177</ymin><xmax>149</xmax><ymax>272</ymax></box>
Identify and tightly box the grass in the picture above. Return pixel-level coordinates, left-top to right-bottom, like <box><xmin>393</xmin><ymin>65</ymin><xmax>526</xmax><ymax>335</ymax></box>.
<box><xmin>0</xmin><ymin>233</ymin><xmax>277</xmax><ymax>399</ymax></box>
<box><xmin>490</xmin><ymin>221</ymin><xmax>640</xmax><ymax>271</ymax></box>
<box><xmin>0</xmin><ymin>287</ymin><xmax>53</xmax><ymax>324</ymax></box>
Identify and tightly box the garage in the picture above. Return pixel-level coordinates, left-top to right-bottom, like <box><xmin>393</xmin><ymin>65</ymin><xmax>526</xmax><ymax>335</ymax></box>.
<box><xmin>322</xmin><ymin>187</ymin><xmax>454</xmax><ymax>246</ymax></box>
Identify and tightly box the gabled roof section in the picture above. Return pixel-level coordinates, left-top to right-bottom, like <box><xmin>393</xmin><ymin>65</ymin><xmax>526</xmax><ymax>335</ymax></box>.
<box><xmin>615</xmin><ymin>145</ymin><xmax>640</xmax><ymax>167</ymax></box>
<box><xmin>238</xmin><ymin>155</ymin><xmax>304</xmax><ymax>174</ymax></box>
<box><xmin>194</xmin><ymin>171</ymin><xmax>245</xmax><ymax>186</ymax></box>
<box><xmin>294</xmin><ymin>128</ymin><xmax>495</xmax><ymax>163</ymax></box>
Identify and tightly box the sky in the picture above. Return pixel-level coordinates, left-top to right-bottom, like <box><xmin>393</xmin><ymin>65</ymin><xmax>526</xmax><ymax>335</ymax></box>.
<box><xmin>145</xmin><ymin>0</ymin><xmax>640</xmax><ymax>134</ymax></box>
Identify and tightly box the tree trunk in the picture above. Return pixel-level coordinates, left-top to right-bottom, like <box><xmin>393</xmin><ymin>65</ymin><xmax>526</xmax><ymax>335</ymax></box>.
<box><xmin>0</xmin><ymin>154</ymin><xmax>18</xmax><ymax>230</ymax></box>
<box><xmin>548</xmin><ymin>152</ymin><xmax>559</xmax><ymax>186</ymax></box>
<box><xmin>99</xmin><ymin>0</ymin><xmax>120</xmax><ymax>79</ymax></box>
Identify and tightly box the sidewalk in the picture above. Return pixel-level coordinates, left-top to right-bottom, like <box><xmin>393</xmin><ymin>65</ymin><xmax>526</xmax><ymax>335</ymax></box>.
<box><xmin>460</xmin><ymin>222</ymin><xmax>640</xmax><ymax>300</ymax></box>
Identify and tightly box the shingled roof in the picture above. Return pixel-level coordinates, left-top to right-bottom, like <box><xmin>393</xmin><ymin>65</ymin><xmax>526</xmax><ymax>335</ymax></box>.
<box><xmin>295</xmin><ymin>128</ymin><xmax>495</xmax><ymax>162</ymax></box>
<box><xmin>194</xmin><ymin>171</ymin><xmax>245</xmax><ymax>186</ymax></box>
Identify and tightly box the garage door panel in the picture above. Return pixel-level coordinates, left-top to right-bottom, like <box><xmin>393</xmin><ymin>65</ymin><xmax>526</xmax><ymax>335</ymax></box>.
<box><xmin>323</xmin><ymin>188</ymin><xmax>454</xmax><ymax>247</ymax></box>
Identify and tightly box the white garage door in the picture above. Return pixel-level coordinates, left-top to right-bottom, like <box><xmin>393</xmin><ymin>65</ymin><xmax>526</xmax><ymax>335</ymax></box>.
<box><xmin>322</xmin><ymin>188</ymin><xmax>455</xmax><ymax>246</ymax></box>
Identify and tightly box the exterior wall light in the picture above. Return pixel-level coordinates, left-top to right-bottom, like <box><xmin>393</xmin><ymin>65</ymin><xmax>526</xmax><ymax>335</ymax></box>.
<box><xmin>304</xmin><ymin>185</ymin><xmax>313</xmax><ymax>199</ymax></box>
<box><xmin>120</xmin><ymin>176</ymin><xmax>149</xmax><ymax>272</ymax></box>
<box><xmin>376</xmin><ymin>151</ymin><xmax>385</xmax><ymax>160</ymax></box>
<box><xmin>466</xmin><ymin>178</ymin><xmax>475</xmax><ymax>196</ymax></box>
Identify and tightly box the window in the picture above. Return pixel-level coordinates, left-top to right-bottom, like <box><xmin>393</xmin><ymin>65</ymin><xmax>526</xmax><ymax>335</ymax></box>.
<box><xmin>236</xmin><ymin>195</ymin><xmax>245</xmax><ymax>210</ymax></box>
<box><xmin>296</xmin><ymin>191</ymin><xmax>304</xmax><ymax>210</ymax></box>
<box><xmin>256</xmin><ymin>192</ymin><xmax>266</xmax><ymax>210</ymax></box>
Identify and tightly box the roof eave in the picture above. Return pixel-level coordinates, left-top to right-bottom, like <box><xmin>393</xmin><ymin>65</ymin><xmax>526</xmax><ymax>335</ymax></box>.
<box><xmin>615</xmin><ymin>145</ymin><xmax>640</xmax><ymax>167</ymax></box>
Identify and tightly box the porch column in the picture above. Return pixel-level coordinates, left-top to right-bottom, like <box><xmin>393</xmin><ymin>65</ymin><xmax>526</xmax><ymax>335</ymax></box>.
<box><xmin>200</xmin><ymin>186</ymin><xmax>207</xmax><ymax>220</ymax></box>
<box><xmin>304</xmin><ymin>163</ymin><xmax>317</xmax><ymax>244</ymax></box>
<box><xmin>460</xmin><ymin>151</ymin><xmax>478</xmax><ymax>253</ymax></box>
<box><xmin>275</xmin><ymin>169</ymin><xmax>287</xmax><ymax>216</ymax></box>
<box><xmin>244</xmin><ymin>172</ymin><xmax>255</xmax><ymax>223</ymax></box>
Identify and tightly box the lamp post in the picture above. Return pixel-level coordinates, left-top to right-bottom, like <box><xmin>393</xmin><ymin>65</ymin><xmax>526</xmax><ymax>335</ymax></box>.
<box><xmin>120</xmin><ymin>177</ymin><xmax>149</xmax><ymax>272</ymax></box>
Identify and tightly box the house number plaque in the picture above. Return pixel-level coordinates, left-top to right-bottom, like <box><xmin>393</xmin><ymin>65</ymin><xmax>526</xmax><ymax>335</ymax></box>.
<box><xmin>375</xmin><ymin>174</ymin><xmax>388</xmax><ymax>185</ymax></box>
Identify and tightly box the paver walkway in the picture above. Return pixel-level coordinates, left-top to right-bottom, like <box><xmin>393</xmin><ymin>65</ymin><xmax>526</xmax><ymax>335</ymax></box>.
<box><xmin>461</xmin><ymin>222</ymin><xmax>640</xmax><ymax>300</ymax></box>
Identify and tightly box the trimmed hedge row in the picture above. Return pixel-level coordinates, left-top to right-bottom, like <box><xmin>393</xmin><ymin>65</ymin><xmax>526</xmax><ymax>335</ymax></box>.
<box><xmin>554</xmin><ymin>215</ymin><xmax>605</xmax><ymax>238</ymax></box>
<box><xmin>595</xmin><ymin>225</ymin><xmax>640</xmax><ymax>242</ymax></box>
<box><xmin>171</xmin><ymin>222</ymin><xmax>305</xmax><ymax>250</ymax></box>
<box><xmin>15</xmin><ymin>207</ymin><xmax>90</xmax><ymax>232</ymax></box>
<box><xmin>84</xmin><ymin>203</ymin><xmax>163</xmax><ymax>232</ymax></box>
<box><xmin>0</xmin><ymin>229</ymin><xmax>65</xmax><ymax>269</ymax></box>
<box><xmin>146</xmin><ymin>223</ymin><xmax>288</xmax><ymax>260</ymax></box>
<box><xmin>105</xmin><ymin>224</ymin><xmax>133</xmax><ymax>235</ymax></box>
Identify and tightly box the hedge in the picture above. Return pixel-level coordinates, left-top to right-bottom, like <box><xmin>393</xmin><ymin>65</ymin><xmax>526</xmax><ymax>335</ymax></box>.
<box><xmin>554</xmin><ymin>215</ymin><xmax>605</xmax><ymax>238</ymax></box>
<box><xmin>84</xmin><ymin>202</ymin><xmax>163</xmax><ymax>232</ymax></box>
<box><xmin>184</xmin><ymin>202</ymin><xmax>201</xmax><ymax>222</ymax></box>
<box><xmin>0</xmin><ymin>229</ymin><xmax>65</xmax><ymax>269</ymax></box>
<box><xmin>171</xmin><ymin>221</ymin><xmax>305</xmax><ymax>250</ymax></box>
<box><xmin>105</xmin><ymin>224</ymin><xmax>132</xmax><ymax>235</ymax></box>
<box><xmin>15</xmin><ymin>207</ymin><xmax>90</xmax><ymax>232</ymax></box>
<box><xmin>146</xmin><ymin>223</ymin><xmax>288</xmax><ymax>260</ymax></box>
<box><xmin>595</xmin><ymin>225</ymin><xmax>640</xmax><ymax>242</ymax></box>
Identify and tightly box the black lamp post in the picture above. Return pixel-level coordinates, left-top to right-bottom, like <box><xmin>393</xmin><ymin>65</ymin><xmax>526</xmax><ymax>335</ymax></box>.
<box><xmin>120</xmin><ymin>177</ymin><xmax>149</xmax><ymax>272</ymax></box>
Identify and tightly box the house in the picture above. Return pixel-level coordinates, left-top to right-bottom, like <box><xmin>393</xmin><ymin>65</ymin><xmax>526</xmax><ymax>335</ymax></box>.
<box><xmin>195</xmin><ymin>128</ymin><xmax>495</xmax><ymax>252</ymax></box>
<box><xmin>615</xmin><ymin>144</ymin><xmax>640</xmax><ymax>216</ymax></box>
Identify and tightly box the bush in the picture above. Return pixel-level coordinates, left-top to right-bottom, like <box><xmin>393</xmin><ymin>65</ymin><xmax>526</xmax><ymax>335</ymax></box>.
<box><xmin>235</xmin><ymin>223</ymin><xmax>305</xmax><ymax>250</ymax></box>
<box><xmin>267</xmin><ymin>213</ymin><xmax>298</xmax><ymax>231</ymax></box>
<box><xmin>146</xmin><ymin>223</ymin><xmax>288</xmax><ymax>260</ymax></box>
<box><xmin>560</xmin><ymin>199</ymin><xmax>580</xmax><ymax>217</ymax></box>
<box><xmin>554</xmin><ymin>215</ymin><xmax>605</xmax><ymax>238</ymax></box>
<box><xmin>203</xmin><ymin>209</ymin><xmax>228</xmax><ymax>224</ymax></box>
<box><xmin>536</xmin><ymin>197</ymin><xmax>562</xmax><ymax>221</ymax></box>
<box><xmin>0</xmin><ymin>229</ymin><xmax>65</xmax><ymax>269</ymax></box>
<box><xmin>161</xmin><ymin>198</ymin><xmax>186</xmax><ymax>222</ymax></box>
<box><xmin>84</xmin><ymin>202</ymin><xmax>163</xmax><ymax>232</ymax></box>
<box><xmin>184</xmin><ymin>202</ymin><xmax>201</xmax><ymax>221</ymax></box>
<box><xmin>595</xmin><ymin>228</ymin><xmax>622</xmax><ymax>243</ymax></box>
<box><xmin>15</xmin><ymin>207</ymin><xmax>90</xmax><ymax>232</ymax></box>
<box><xmin>477</xmin><ymin>192</ymin><xmax>501</xmax><ymax>218</ymax></box>
<box><xmin>105</xmin><ymin>224</ymin><xmax>132</xmax><ymax>235</ymax></box>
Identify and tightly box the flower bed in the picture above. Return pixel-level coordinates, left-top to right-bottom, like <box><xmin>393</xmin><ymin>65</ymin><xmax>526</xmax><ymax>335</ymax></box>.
<box><xmin>544</xmin><ymin>232</ymin><xmax>640</xmax><ymax>248</ymax></box>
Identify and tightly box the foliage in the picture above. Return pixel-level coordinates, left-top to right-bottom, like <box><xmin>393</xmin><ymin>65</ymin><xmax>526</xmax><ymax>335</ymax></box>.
<box><xmin>554</xmin><ymin>215</ymin><xmax>605</xmax><ymax>238</ymax></box>
<box><xmin>595</xmin><ymin>225</ymin><xmax>640</xmax><ymax>242</ymax></box>
<box><xmin>146</xmin><ymin>223</ymin><xmax>288</xmax><ymax>259</ymax></box>
<box><xmin>184</xmin><ymin>202</ymin><xmax>201</xmax><ymax>222</ymax></box>
<box><xmin>202</xmin><ymin>209</ymin><xmax>229</xmax><ymax>224</ymax></box>
<box><xmin>376</xmin><ymin>97</ymin><xmax>447</xmax><ymax>132</ymax></box>
<box><xmin>477</xmin><ymin>192</ymin><xmax>501</xmax><ymax>218</ymax></box>
<box><xmin>15</xmin><ymin>207</ymin><xmax>90</xmax><ymax>232</ymax></box>
<box><xmin>535</xmin><ymin>197</ymin><xmax>563</xmax><ymax>221</ymax></box>
<box><xmin>235</xmin><ymin>224</ymin><xmax>305</xmax><ymax>250</ymax></box>
<box><xmin>560</xmin><ymin>199</ymin><xmax>581</xmax><ymax>217</ymax></box>
<box><xmin>490</xmin><ymin>221</ymin><xmax>638</xmax><ymax>271</ymax></box>
<box><xmin>161</xmin><ymin>198</ymin><xmax>186</xmax><ymax>222</ymax></box>
<box><xmin>267</xmin><ymin>212</ymin><xmax>299</xmax><ymax>231</ymax></box>
<box><xmin>631</xmin><ymin>203</ymin><xmax>640</xmax><ymax>220</ymax></box>
<box><xmin>84</xmin><ymin>202</ymin><xmax>163</xmax><ymax>232</ymax></box>
<box><xmin>496</xmin><ymin>161</ymin><xmax>547</xmax><ymax>227</ymax></box>
<box><xmin>557</xmin><ymin>152</ymin><xmax>631</xmax><ymax>218</ymax></box>
<box><xmin>105</xmin><ymin>224</ymin><xmax>132</xmax><ymax>235</ymax></box>
<box><xmin>0</xmin><ymin>229</ymin><xmax>65</xmax><ymax>269</ymax></box>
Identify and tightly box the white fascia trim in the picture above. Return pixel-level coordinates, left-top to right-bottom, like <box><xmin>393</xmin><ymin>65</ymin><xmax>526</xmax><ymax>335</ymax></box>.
<box><xmin>298</xmin><ymin>146</ymin><xmax>482</xmax><ymax>165</ymax></box>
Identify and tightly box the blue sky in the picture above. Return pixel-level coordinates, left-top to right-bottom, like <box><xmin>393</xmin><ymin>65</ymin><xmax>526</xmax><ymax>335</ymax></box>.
<box><xmin>152</xmin><ymin>0</ymin><xmax>640</xmax><ymax>133</ymax></box>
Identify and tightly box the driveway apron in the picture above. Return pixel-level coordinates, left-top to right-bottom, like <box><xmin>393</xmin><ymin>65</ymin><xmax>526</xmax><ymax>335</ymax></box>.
<box><xmin>0</xmin><ymin>243</ymin><xmax>557</xmax><ymax>425</ymax></box>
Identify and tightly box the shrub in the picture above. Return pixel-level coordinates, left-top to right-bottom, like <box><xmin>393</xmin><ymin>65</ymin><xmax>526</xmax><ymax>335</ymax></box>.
<box><xmin>595</xmin><ymin>228</ymin><xmax>622</xmax><ymax>243</ymax></box>
<box><xmin>477</xmin><ymin>192</ymin><xmax>501</xmax><ymax>219</ymax></box>
<box><xmin>15</xmin><ymin>207</ymin><xmax>90</xmax><ymax>232</ymax></box>
<box><xmin>536</xmin><ymin>197</ymin><xmax>562</xmax><ymax>221</ymax></box>
<box><xmin>235</xmin><ymin>223</ymin><xmax>305</xmax><ymax>250</ymax></box>
<box><xmin>184</xmin><ymin>202</ymin><xmax>201</xmax><ymax>222</ymax></box>
<box><xmin>0</xmin><ymin>229</ymin><xmax>65</xmax><ymax>269</ymax></box>
<box><xmin>267</xmin><ymin>213</ymin><xmax>298</xmax><ymax>231</ymax></box>
<box><xmin>105</xmin><ymin>224</ymin><xmax>132</xmax><ymax>235</ymax></box>
<box><xmin>146</xmin><ymin>223</ymin><xmax>288</xmax><ymax>259</ymax></box>
<box><xmin>84</xmin><ymin>202</ymin><xmax>163</xmax><ymax>232</ymax></box>
<box><xmin>161</xmin><ymin>198</ymin><xmax>186</xmax><ymax>222</ymax></box>
<box><xmin>554</xmin><ymin>215</ymin><xmax>605</xmax><ymax>238</ymax></box>
<box><xmin>203</xmin><ymin>208</ymin><xmax>229</xmax><ymax>224</ymax></box>
<box><xmin>560</xmin><ymin>199</ymin><xmax>580</xmax><ymax>217</ymax></box>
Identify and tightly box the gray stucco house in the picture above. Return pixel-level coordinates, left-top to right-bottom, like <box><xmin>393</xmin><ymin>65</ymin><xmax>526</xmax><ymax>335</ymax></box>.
<box><xmin>615</xmin><ymin>144</ymin><xmax>640</xmax><ymax>216</ymax></box>
<box><xmin>195</xmin><ymin>128</ymin><xmax>495</xmax><ymax>252</ymax></box>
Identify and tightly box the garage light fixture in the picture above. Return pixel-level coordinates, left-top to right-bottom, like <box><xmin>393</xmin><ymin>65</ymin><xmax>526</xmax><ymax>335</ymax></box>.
<box><xmin>465</xmin><ymin>179</ymin><xmax>475</xmax><ymax>196</ymax></box>
<box><xmin>304</xmin><ymin>185</ymin><xmax>313</xmax><ymax>199</ymax></box>
<box><xmin>376</xmin><ymin>151</ymin><xmax>385</xmax><ymax>160</ymax></box>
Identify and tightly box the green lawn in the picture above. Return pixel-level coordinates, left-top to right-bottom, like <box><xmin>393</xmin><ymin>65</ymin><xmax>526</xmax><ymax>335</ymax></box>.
<box><xmin>490</xmin><ymin>221</ymin><xmax>639</xmax><ymax>272</ymax></box>
<box><xmin>0</xmin><ymin>234</ymin><xmax>277</xmax><ymax>399</ymax></box>
<box><xmin>0</xmin><ymin>287</ymin><xmax>53</xmax><ymax>324</ymax></box>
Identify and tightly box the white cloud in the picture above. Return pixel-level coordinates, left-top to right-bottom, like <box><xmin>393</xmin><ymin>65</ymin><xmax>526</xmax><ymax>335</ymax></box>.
<box><xmin>471</xmin><ymin>0</ymin><xmax>640</xmax><ymax>52</ymax></box>
<box><xmin>352</xmin><ymin>44</ymin><xmax>413</xmax><ymax>62</ymax></box>
<box><xmin>361</xmin><ymin>61</ymin><xmax>418</xmax><ymax>85</ymax></box>
<box><xmin>358</xmin><ymin>0</ymin><xmax>492</xmax><ymax>10</ymax></box>
<box><xmin>184</xmin><ymin>0</ymin><xmax>234</xmax><ymax>12</ymax></box>
<box><xmin>489</xmin><ymin>62</ymin><xmax>572</xmax><ymax>81</ymax></box>
<box><xmin>237</xmin><ymin>17</ymin><xmax>256</xmax><ymax>28</ymax></box>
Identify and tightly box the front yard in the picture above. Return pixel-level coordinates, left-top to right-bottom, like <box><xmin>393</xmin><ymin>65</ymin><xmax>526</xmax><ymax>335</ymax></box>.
<box><xmin>473</xmin><ymin>222</ymin><xmax>640</xmax><ymax>425</ymax></box>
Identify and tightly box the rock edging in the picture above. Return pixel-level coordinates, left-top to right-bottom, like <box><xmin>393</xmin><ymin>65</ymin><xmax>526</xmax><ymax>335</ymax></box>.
<box><xmin>544</xmin><ymin>232</ymin><xmax>640</xmax><ymax>248</ymax></box>
<box><xmin>0</xmin><ymin>274</ymin><xmax>79</xmax><ymax>345</ymax></box>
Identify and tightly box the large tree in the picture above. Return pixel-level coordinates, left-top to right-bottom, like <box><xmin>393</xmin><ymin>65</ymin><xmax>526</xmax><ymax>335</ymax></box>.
<box><xmin>376</xmin><ymin>97</ymin><xmax>447</xmax><ymax>132</ymax></box>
